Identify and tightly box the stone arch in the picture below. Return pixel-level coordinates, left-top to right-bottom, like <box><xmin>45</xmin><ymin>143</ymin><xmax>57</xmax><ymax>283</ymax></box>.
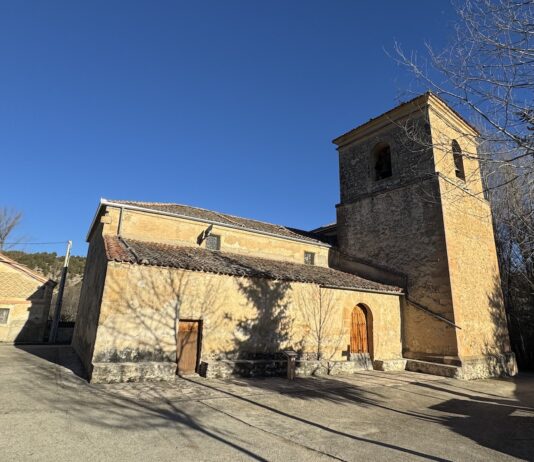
<box><xmin>350</xmin><ymin>303</ymin><xmax>374</xmax><ymax>359</ymax></box>
<box><xmin>372</xmin><ymin>142</ymin><xmax>393</xmax><ymax>181</ymax></box>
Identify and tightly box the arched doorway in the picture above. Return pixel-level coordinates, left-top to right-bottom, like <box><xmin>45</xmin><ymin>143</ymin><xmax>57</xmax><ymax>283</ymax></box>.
<box><xmin>350</xmin><ymin>304</ymin><xmax>372</xmax><ymax>356</ymax></box>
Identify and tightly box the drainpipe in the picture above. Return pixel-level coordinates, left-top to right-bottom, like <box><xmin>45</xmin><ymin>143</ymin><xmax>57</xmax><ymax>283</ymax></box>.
<box><xmin>117</xmin><ymin>206</ymin><xmax>124</xmax><ymax>237</ymax></box>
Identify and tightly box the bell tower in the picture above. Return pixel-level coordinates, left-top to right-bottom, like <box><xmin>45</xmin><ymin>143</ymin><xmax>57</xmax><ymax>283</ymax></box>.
<box><xmin>333</xmin><ymin>93</ymin><xmax>516</xmax><ymax>377</ymax></box>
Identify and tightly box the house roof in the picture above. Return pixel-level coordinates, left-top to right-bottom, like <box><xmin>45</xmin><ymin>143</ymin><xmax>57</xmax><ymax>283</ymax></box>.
<box><xmin>0</xmin><ymin>253</ymin><xmax>56</xmax><ymax>286</ymax></box>
<box><xmin>97</xmin><ymin>199</ymin><xmax>329</xmax><ymax>246</ymax></box>
<box><xmin>103</xmin><ymin>235</ymin><xmax>403</xmax><ymax>295</ymax></box>
<box><xmin>311</xmin><ymin>222</ymin><xmax>337</xmax><ymax>233</ymax></box>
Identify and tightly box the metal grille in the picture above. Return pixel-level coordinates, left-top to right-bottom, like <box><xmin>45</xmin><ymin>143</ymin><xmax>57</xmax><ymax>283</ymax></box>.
<box><xmin>0</xmin><ymin>308</ymin><xmax>10</xmax><ymax>324</ymax></box>
<box><xmin>206</xmin><ymin>234</ymin><xmax>221</xmax><ymax>251</ymax></box>
<box><xmin>304</xmin><ymin>252</ymin><xmax>315</xmax><ymax>265</ymax></box>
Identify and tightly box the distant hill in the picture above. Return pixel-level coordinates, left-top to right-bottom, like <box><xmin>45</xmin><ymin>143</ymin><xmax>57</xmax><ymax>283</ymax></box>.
<box><xmin>3</xmin><ymin>250</ymin><xmax>86</xmax><ymax>322</ymax></box>
<box><xmin>3</xmin><ymin>250</ymin><xmax>86</xmax><ymax>281</ymax></box>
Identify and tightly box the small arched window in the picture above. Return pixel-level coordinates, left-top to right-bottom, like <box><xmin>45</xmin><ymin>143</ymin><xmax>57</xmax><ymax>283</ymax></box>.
<box><xmin>452</xmin><ymin>140</ymin><xmax>465</xmax><ymax>181</ymax></box>
<box><xmin>372</xmin><ymin>143</ymin><xmax>392</xmax><ymax>181</ymax></box>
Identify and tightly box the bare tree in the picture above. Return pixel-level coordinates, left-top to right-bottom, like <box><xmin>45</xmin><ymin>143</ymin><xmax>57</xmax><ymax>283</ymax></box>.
<box><xmin>395</xmin><ymin>0</ymin><xmax>533</xmax><ymax>184</ymax></box>
<box><xmin>0</xmin><ymin>207</ymin><xmax>22</xmax><ymax>250</ymax></box>
<box><xmin>488</xmin><ymin>163</ymin><xmax>534</xmax><ymax>367</ymax></box>
<box><xmin>394</xmin><ymin>0</ymin><xmax>534</xmax><ymax>368</ymax></box>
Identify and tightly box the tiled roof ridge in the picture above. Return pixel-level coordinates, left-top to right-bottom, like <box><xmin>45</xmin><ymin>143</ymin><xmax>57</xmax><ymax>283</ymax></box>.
<box><xmin>108</xmin><ymin>199</ymin><xmax>305</xmax><ymax>232</ymax></box>
<box><xmin>103</xmin><ymin>199</ymin><xmax>326</xmax><ymax>245</ymax></box>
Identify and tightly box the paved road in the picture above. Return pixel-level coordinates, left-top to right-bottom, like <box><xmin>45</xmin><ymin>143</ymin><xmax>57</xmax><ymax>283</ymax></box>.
<box><xmin>1</xmin><ymin>345</ymin><xmax>533</xmax><ymax>461</ymax></box>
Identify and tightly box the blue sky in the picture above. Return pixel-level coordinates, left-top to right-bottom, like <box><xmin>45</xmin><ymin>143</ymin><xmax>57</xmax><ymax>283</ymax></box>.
<box><xmin>0</xmin><ymin>1</ymin><xmax>456</xmax><ymax>256</ymax></box>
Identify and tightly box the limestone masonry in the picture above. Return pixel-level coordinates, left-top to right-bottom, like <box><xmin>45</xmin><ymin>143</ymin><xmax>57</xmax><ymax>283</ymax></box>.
<box><xmin>72</xmin><ymin>93</ymin><xmax>517</xmax><ymax>383</ymax></box>
<box><xmin>0</xmin><ymin>253</ymin><xmax>55</xmax><ymax>343</ymax></box>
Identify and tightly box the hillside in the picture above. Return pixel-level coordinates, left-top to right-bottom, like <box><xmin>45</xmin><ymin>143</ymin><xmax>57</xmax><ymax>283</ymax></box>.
<box><xmin>3</xmin><ymin>250</ymin><xmax>86</xmax><ymax>280</ymax></box>
<box><xmin>3</xmin><ymin>250</ymin><xmax>86</xmax><ymax>322</ymax></box>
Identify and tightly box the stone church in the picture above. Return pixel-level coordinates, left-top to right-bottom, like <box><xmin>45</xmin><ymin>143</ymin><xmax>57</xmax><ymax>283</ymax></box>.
<box><xmin>72</xmin><ymin>93</ymin><xmax>517</xmax><ymax>383</ymax></box>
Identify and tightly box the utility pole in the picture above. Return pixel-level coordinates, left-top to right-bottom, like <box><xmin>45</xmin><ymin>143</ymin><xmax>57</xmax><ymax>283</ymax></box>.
<box><xmin>49</xmin><ymin>240</ymin><xmax>72</xmax><ymax>344</ymax></box>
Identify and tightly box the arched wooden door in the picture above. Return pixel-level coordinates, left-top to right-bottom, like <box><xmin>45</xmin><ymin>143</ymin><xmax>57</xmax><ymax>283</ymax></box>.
<box><xmin>350</xmin><ymin>306</ymin><xmax>368</xmax><ymax>354</ymax></box>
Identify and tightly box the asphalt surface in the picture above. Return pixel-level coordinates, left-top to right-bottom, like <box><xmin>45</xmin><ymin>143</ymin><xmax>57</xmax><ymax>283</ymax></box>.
<box><xmin>1</xmin><ymin>345</ymin><xmax>533</xmax><ymax>461</ymax></box>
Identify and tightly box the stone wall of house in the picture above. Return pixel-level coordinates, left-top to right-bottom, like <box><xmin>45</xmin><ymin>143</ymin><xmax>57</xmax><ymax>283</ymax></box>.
<box><xmin>88</xmin><ymin>261</ymin><xmax>403</xmax><ymax>382</ymax></box>
<box><xmin>97</xmin><ymin>206</ymin><xmax>330</xmax><ymax>267</ymax></box>
<box><xmin>0</xmin><ymin>262</ymin><xmax>53</xmax><ymax>343</ymax></box>
<box><xmin>72</xmin><ymin>223</ymin><xmax>109</xmax><ymax>375</ymax></box>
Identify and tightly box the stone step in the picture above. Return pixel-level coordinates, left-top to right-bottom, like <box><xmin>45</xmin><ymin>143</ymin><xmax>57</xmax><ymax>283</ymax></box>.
<box><xmin>403</xmin><ymin>353</ymin><xmax>462</xmax><ymax>366</ymax></box>
<box><xmin>405</xmin><ymin>359</ymin><xmax>462</xmax><ymax>379</ymax></box>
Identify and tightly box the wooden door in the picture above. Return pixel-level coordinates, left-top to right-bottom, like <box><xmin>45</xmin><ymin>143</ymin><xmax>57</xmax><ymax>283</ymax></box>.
<box><xmin>350</xmin><ymin>306</ymin><xmax>368</xmax><ymax>354</ymax></box>
<box><xmin>177</xmin><ymin>320</ymin><xmax>200</xmax><ymax>375</ymax></box>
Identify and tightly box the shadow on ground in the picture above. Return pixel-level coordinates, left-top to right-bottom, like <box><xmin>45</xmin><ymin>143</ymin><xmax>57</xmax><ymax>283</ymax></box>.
<box><xmin>15</xmin><ymin>344</ymin><xmax>87</xmax><ymax>378</ymax></box>
<box><xmin>7</xmin><ymin>345</ymin><xmax>534</xmax><ymax>461</ymax></box>
<box><xmin>420</xmin><ymin>376</ymin><xmax>534</xmax><ymax>460</ymax></box>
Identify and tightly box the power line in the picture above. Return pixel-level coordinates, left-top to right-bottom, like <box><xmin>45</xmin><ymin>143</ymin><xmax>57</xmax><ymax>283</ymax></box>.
<box><xmin>1</xmin><ymin>241</ymin><xmax>70</xmax><ymax>245</ymax></box>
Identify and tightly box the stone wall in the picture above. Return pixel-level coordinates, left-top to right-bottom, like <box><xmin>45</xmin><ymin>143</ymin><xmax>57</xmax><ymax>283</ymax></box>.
<box><xmin>338</xmin><ymin>115</ymin><xmax>434</xmax><ymax>204</ymax></box>
<box><xmin>438</xmin><ymin>176</ymin><xmax>512</xmax><ymax>358</ymax></box>
<box><xmin>99</xmin><ymin>206</ymin><xmax>330</xmax><ymax>267</ymax></box>
<box><xmin>0</xmin><ymin>261</ymin><xmax>53</xmax><ymax>343</ymax></box>
<box><xmin>333</xmin><ymin>94</ymin><xmax>516</xmax><ymax>375</ymax></box>
<box><xmin>72</xmin><ymin>223</ymin><xmax>109</xmax><ymax>374</ymax></box>
<box><xmin>428</xmin><ymin>109</ymin><xmax>514</xmax><ymax>360</ymax></box>
<box><xmin>335</xmin><ymin>107</ymin><xmax>460</xmax><ymax>359</ymax></box>
<box><xmin>87</xmin><ymin>262</ymin><xmax>403</xmax><ymax>382</ymax></box>
<box><xmin>337</xmin><ymin>176</ymin><xmax>459</xmax><ymax>358</ymax></box>
<box><xmin>199</xmin><ymin>355</ymin><xmax>374</xmax><ymax>379</ymax></box>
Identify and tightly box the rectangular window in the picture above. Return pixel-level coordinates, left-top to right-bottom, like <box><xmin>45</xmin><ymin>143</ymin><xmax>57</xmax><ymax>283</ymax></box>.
<box><xmin>206</xmin><ymin>234</ymin><xmax>221</xmax><ymax>251</ymax></box>
<box><xmin>0</xmin><ymin>308</ymin><xmax>10</xmax><ymax>325</ymax></box>
<box><xmin>304</xmin><ymin>251</ymin><xmax>315</xmax><ymax>265</ymax></box>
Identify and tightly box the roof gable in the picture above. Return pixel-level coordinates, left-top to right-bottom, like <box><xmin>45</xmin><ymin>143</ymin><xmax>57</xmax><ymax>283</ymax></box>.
<box><xmin>0</xmin><ymin>253</ymin><xmax>56</xmax><ymax>286</ymax></box>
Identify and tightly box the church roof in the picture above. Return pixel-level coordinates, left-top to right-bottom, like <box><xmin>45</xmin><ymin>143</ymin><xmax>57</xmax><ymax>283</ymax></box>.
<box><xmin>103</xmin><ymin>235</ymin><xmax>403</xmax><ymax>294</ymax></box>
<box><xmin>96</xmin><ymin>199</ymin><xmax>329</xmax><ymax>247</ymax></box>
<box><xmin>332</xmin><ymin>92</ymin><xmax>479</xmax><ymax>148</ymax></box>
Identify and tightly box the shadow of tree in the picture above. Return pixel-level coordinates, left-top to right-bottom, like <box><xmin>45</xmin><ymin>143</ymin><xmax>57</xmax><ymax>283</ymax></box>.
<box><xmin>234</xmin><ymin>278</ymin><xmax>293</xmax><ymax>357</ymax></box>
<box><xmin>98</xmin><ymin>265</ymin><xmax>229</xmax><ymax>376</ymax></box>
<box><xmin>487</xmin><ymin>273</ymin><xmax>514</xmax><ymax>354</ymax></box>
<box><xmin>491</xmin><ymin>257</ymin><xmax>534</xmax><ymax>371</ymax></box>
<box><xmin>8</xmin><ymin>345</ymin><xmax>270</xmax><ymax>461</ymax></box>
<box><xmin>182</xmin><ymin>375</ymin><xmax>456</xmax><ymax>462</ymax></box>
<box><xmin>10</xmin><ymin>344</ymin><xmax>534</xmax><ymax>461</ymax></box>
<box><xmin>469</xmin><ymin>273</ymin><xmax>519</xmax><ymax>378</ymax></box>
<box><xmin>421</xmin><ymin>374</ymin><xmax>534</xmax><ymax>460</ymax></box>
<box><xmin>219</xmin><ymin>278</ymin><xmax>296</xmax><ymax>377</ymax></box>
<box><xmin>10</xmin><ymin>344</ymin><xmax>454</xmax><ymax>461</ymax></box>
